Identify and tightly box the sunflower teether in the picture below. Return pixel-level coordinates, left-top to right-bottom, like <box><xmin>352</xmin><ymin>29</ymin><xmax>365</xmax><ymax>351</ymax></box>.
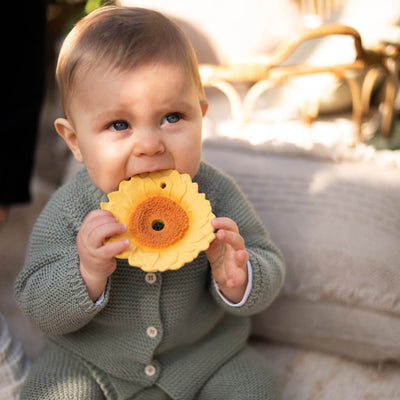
<box><xmin>100</xmin><ymin>169</ymin><xmax>215</xmax><ymax>272</ymax></box>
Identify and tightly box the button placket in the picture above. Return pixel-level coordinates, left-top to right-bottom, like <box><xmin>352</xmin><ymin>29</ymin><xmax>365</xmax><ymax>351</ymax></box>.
<box><xmin>144</xmin><ymin>364</ymin><xmax>156</xmax><ymax>377</ymax></box>
<box><xmin>145</xmin><ymin>272</ymin><xmax>157</xmax><ymax>284</ymax></box>
<box><xmin>140</xmin><ymin>271</ymin><xmax>163</xmax><ymax>372</ymax></box>
<box><xmin>146</xmin><ymin>326</ymin><xmax>158</xmax><ymax>338</ymax></box>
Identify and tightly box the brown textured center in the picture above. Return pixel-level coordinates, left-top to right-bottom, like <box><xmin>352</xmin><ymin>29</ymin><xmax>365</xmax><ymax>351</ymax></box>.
<box><xmin>128</xmin><ymin>196</ymin><xmax>189</xmax><ymax>247</ymax></box>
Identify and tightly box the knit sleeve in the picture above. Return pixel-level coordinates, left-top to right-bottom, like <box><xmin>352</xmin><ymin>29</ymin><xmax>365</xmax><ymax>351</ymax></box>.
<box><xmin>197</xmin><ymin>162</ymin><xmax>285</xmax><ymax>316</ymax></box>
<box><xmin>14</xmin><ymin>179</ymin><xmax>110</xmax><ymax>335</ymax></box>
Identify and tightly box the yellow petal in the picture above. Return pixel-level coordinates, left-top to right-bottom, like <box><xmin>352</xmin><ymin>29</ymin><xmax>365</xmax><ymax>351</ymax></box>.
<box><xmin>173</xmin><ymin>179</ymin><xmax>189</xmax><ymax>202</ymax></box>
<box><xmin>100</xmin><ymin>201</ymin><xmax>112</xmax><ymax>212</ymax></box>
<box><xmin>108</xmin><ymin>204</ymin><xmax>131</xmax><ymax>224</ymax></box>
<box><xmin>107</xmin><ymin>191</ymin><xmax>132</xmax><ymax>210</ymax></box>
<box><xmin>154</xmin><ymin>250</ymin><xmax>179</xmax><ymax>270</ymax></box>
<box><xmin>142</xmin><ymin>173</ymin><xmax>158</xmax><ymax>194</ymax></box>
<box><xmin>132</xmin><ymin>250</ymin><xmax>160</xmax><ymax>271</ymax></box>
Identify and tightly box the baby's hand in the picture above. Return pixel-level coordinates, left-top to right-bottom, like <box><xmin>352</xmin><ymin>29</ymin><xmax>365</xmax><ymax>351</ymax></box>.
<box><xmin>206</xmin><ymin>218</ymin><xmax>249</xmax><ymax>304</ymax></box>
<box><xmin>77</xmin><ymin>209</ymin><xmax>130</xmax><ymax>302</ymax></box>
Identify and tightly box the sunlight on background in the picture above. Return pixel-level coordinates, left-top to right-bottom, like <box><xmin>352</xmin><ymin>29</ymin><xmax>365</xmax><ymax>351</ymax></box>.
<box><xmin>119</xmin><ymin>0</ymin><xmax>400</xmax><ymax>150</ymax></box>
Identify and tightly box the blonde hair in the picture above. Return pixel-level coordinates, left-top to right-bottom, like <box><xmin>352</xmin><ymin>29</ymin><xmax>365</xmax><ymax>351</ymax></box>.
<box><xmin>56</xmin><ymin>6</ymin><xmax>205</xmax><ymax>117</ymax></box>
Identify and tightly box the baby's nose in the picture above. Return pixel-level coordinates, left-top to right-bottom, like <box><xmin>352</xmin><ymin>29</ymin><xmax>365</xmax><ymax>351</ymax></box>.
<box><xmin>132</xmin><ymin>129</ymin><xmax>165</xmax><ymax>157</ymax></box>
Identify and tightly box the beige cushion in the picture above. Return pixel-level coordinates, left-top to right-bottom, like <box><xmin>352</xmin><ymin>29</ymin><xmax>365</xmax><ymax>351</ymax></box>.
<box><xmin>252</xmin><ymin>341</ymin><xmax>400</xmax><ymax>400</ymax></box>
<box><xmin>253</xmin><ymin>297</ymin><xmax>400</xmax><ymax>361</ymax></box>
<box><xmin>202</xmin><ymin>140</ymin><xmax>400</xmax><ymax>362</ymax></box>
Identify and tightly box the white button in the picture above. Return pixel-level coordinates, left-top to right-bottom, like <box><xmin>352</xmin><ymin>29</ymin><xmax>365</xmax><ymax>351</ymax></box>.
<box><xmin>145</xmin><ymin>273</ymin><xmax>157</xmax><ymax>284</ymax></box>
<box><xmin>145</xmin><ymin>364</ymin><xmax>156</xmax><ymax>376</ymax></box>
<box><xmin>146</xmin><ymin>326</ymin><xmax>158</xmax><ymax>338</ymax></box>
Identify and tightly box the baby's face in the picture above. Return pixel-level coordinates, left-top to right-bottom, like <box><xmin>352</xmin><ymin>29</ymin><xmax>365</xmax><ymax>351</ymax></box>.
<box><xmin>56</xmin><ymin>63</ymin><xmax>207</xmax><ymax>193</ymax></box>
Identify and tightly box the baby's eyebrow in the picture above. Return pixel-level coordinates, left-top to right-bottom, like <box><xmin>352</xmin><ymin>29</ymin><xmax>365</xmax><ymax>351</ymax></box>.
<box><xmin>162</xmin><ymin>100</ymin><xmax>197</xmax><ymax>112</ymax></box>
<box><xmin>93</xmin><ymin>108</ymin><xmax>128</xmax><ymax>121</ymax></box>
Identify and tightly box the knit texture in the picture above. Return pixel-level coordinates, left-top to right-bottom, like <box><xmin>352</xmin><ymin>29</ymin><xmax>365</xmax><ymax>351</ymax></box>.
<box><xmin>15</xmin><ymin>161</ymin><xmax>284</xmax><ymax>400</ymax></box>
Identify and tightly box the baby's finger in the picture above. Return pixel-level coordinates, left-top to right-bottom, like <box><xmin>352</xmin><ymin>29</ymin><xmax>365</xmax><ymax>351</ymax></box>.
<box><xmin>100</xmin><ymin>238</ymin><xmax>130</xmax><ymax>259</ymax></box>
<box><xmin>211</xmin><ymin>217</ymin><xmax>239</xmax><ymax>233</ymax></box>
<box><xmin>94</xmin><ymin>222</ymin><xmax>127</xmax><ymax>246</ymax></box>
<box><xmin>216</xmin><ymin>229</ymin><xmax>245</xmax><ymax>251</ymax></box>
<box><xmin>235</xmin><ymin>249</ymin><xmax>249</xmax><ymax>266</ymax></box>
<box><xmin>83</xmin><ymin>220</ymin><xmax>127</xmax><ymax>250</ymax></box>
<box><xmin>82</xmin><ymin>209</ymin><xmax>116</xmax><ymax>226</ymax></box>
<box><xmin>225</xmin><ymin>249</ymin><xmax>248</xmax><ymax>277</ymax></box>
<box><xmin>81</xmin><ymin>210</ymin><xmax>117</xmax><ymax>237</ymax></box>
<box><xmin>227</xmin><ymin>270</ymin><xmax>248</xmax><ymax>288</ymax></box>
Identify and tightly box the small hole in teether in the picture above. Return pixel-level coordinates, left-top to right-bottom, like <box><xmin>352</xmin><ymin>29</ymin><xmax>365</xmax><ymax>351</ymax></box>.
<box><xmin>152</xmin><ymin>220</ymin><xmax>165</xmax><ymax>231</ymax></box>
<box><xmin>160</xmin><ymin>182</ymin><xmax>166</xmax><ymax>189</ymax></box>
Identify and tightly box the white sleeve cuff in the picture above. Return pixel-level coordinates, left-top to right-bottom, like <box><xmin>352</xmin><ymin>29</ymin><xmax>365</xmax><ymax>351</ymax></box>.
<box><xmin>94</xmin><ymin>290</ymin><xmax>105</xmax><ymax>306</ymax></box>
<box><xmin>212</xmin><ymin>261</ymin><xmax>253</xmax><ymax>307</ymax></box>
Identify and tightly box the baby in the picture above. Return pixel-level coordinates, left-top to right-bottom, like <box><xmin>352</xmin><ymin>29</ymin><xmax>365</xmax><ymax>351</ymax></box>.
<box><xmin>15</xmin><ymin>6</ymin><xmax>285</xmax><ymax>400</ymax></box>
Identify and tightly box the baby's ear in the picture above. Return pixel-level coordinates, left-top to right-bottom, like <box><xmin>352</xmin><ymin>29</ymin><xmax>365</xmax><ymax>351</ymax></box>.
<box><xmin>200</xmin><ymin>100</ymin><xmax>208</xmax><ymax>117</ymax></box>
<box><xmin>54</xmin><ymin>118</ymin><xmax>84</xmax><ymax>163</ymax></box>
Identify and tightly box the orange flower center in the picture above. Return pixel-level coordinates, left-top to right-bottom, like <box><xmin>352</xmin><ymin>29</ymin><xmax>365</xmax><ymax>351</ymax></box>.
<box><xmin>128</xmin><ymin>196</ymin><xmax>189</xmax><ymax>248</ymax></box>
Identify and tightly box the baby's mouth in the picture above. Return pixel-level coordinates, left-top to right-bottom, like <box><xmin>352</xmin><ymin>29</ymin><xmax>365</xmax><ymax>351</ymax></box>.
<box><xmin>126</xmin><ymin>167</ymin><xmax>174</xmax><ymax>180</ymax></box>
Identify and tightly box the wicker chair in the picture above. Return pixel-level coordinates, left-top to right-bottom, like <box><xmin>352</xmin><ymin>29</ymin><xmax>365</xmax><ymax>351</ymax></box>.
<box><xmin>200</xmin><ymin>24</ymin><xmax>399</xmax><ymax>141</ymax></box>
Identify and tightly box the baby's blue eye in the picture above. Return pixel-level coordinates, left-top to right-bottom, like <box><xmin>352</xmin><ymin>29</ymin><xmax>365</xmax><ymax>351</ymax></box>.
<box><xmin>163</xmin><ymin>113</ymin><xmax>182</xmax><ymax>124</ymax></box>
<box><xmin>110</xmin><ymin>121</ymin><xmax>129</xmax><ymax>131</ymax></box>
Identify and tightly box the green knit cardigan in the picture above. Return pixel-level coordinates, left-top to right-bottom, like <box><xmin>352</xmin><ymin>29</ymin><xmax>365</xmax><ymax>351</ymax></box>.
<box><xmin>15</xmin><ymin>161</ymin><xmax>284</xmax><ymax>399</ymax></box>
